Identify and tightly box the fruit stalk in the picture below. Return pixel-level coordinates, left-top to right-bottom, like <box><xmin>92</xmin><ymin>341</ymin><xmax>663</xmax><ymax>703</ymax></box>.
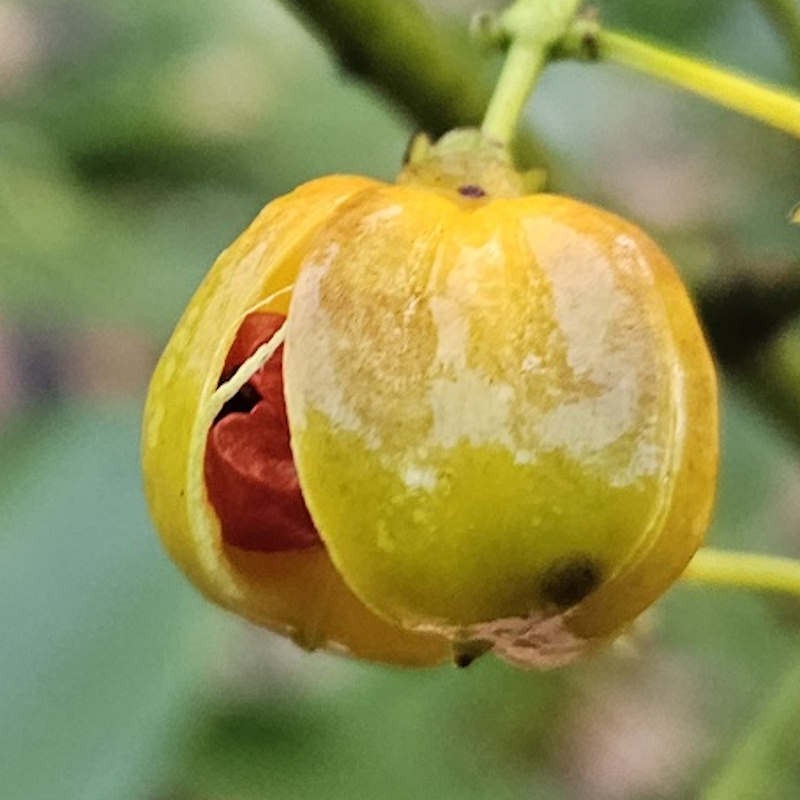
<box><xmin>683</xmin><ymin>547</ymin><xmax>800</xmax><ymax>599</ymax></box>
<box><xmin>481</xmin><ymin>0</ymin><xmax>581</xmax><ymax>146</ymax></box>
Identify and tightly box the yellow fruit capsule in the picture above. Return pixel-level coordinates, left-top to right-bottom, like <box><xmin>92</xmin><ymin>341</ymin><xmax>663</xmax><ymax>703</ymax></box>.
<box><xmin>142</xmin><ymin>130</ymin><xmax>718</xmax><ymax>669</ymax></box>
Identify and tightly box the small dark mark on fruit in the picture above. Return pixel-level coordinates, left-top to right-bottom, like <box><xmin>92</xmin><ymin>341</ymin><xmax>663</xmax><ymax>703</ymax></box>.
<box><xmin>458</xmin><ymin>184</ymin><xmax>487</xmax><ymax>198</ymax></box>
<box><xmin>540</xmin><ymin>556</ymin><xmax>602</xmax><ymax>608</ymax></box>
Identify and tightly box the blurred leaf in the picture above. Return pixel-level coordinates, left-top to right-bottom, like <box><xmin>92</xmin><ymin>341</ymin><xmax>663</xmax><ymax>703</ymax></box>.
<box><xmin>703</xmin><ymin>654</ymin><xmax>800</xmax><ymax>799</ymax></box>
<box><xmin>659</xmin><ymin>386</ymin><xmax>800</xmax><ymax>782</ymax></box>
<box><xmin>0</xmin><ymin>403</ymin><xmax>213</xmax><ymax>800</ymax></box>
<box><xmin>168</xmin><ymin>657</ymin><xmax>568</xmax><ymax>800</ymax></box>
<box><xmin>0</xmin><ymin>1</ymin><xmax>411</xmax><ymax>335</ymax></box>
<box><xmin>9</xmin><ymin>0</ymin><xmax>409</xmax><ymax>189</ymax></box>
<box><xmin>600</xmin><ymin>0</ymin><xmax>733</xmax><ymax>48</ymax></box>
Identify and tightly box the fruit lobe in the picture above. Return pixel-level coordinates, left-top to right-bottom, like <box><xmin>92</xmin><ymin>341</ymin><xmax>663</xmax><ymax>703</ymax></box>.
<box><xmin>141</xmin><ymin>175</ymin><xmax>450</xmax><ymax>665</ymax></box>
<box><xmin>283</xmin><ymin>182</ymin><xmax>718</xmax><ymax>667</ymax></box>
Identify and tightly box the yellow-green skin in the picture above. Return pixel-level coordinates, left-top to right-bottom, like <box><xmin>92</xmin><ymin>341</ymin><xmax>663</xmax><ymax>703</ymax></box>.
<box><xmin>283</xmin><ymin>174</ymin><xmax>718</xmax><ymax>667</ymax></box>
<box><xmin>142</xmin><ymin>144</ymin><xmax>718</xmax><ymax>669</ymax></box>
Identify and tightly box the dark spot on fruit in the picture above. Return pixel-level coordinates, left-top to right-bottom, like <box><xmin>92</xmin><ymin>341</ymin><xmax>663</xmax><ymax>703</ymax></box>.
<box><xmin>540</xmin><ymin>556</ymin><xmax>602</xmax><ymax>609</ymax></box>
<box><xmin>458</xmin><ymin>184</ymin><xmax>487</xmax><ymax>198</ymax></box>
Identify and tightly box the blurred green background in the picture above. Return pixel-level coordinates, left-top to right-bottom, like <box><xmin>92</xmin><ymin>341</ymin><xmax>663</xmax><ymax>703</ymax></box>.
<box><xmin>2</xmin><ymin>1</ymin><xmax>800</xmax><ymax>798</ymax></box>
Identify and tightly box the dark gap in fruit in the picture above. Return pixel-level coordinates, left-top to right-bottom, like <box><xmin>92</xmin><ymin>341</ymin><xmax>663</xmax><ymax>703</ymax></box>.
<box><xmin>214</xmin><ymin>382</ymin><xmax>261</xmax><ymax>425</ymax></box>
<box><xmin>204</xmin><ymin>311</ymin><xmax>322</xmax><ymax>553</ymax></box>
<box><xmin>452</xmin><ymin>638</ymin><xmax>492</xmax><ymax>668</ymax></box>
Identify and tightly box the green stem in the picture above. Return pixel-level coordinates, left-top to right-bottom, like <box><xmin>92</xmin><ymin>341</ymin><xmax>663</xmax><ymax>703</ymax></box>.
<box><xmin>683</xmin><ymin>548</ymin><xmax>800</xmax><ymax>599</ymax></box>
<box><xmin>481</xmin><ymin>0</ymin><xmax>581</xmax><ymax>146</ymax></box>
<box><xmin>560</xmin><ymin>25</ymin><xmax>800</xmax><ymax>139</ymax></box>
<box><xmin>482</xmin><ymin>39</ymin><xmax>548</xmax><ymax>146</ymax></box>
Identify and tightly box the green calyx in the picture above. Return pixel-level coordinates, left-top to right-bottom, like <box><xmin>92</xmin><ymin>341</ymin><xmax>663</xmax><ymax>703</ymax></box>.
<box><xmin>397</xmin><ymin>128</ymin><xmax>545</xmax><ymax>199</ymax></box>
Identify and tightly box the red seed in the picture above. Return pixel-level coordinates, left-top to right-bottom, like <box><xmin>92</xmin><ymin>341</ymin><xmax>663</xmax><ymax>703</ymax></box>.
<box><xmin>204</xmin><ymin>312</ymin><xmax>321</xmax><ymax>552</ymax></box>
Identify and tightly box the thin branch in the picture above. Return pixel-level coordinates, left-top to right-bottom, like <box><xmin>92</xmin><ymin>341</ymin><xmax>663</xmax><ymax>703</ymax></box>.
<box><xmin>481</xmin><ymin>0</ymin><xmax>581</xmax><ymax>145</ymax></box>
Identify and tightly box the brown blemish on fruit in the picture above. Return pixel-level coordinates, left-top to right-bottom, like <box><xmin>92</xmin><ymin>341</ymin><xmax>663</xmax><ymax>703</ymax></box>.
<box><xmin>540</xmin><ymin>556</ymin><xmax>602</xmax><ymax>609</ymax></box>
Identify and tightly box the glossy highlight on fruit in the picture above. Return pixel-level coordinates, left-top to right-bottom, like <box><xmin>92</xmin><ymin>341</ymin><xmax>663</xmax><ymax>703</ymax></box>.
<box><xmin>142</xmin><ymin>130</ymin><xmax>718</xmax><ymax>669</ymax></box>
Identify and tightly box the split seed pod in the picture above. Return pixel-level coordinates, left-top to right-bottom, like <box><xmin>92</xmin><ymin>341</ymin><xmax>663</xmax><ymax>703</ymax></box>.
<box><xmin>142</xmin><ymin>131</ymin><xmax>718</xmax><ymax>668</ymax></box>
